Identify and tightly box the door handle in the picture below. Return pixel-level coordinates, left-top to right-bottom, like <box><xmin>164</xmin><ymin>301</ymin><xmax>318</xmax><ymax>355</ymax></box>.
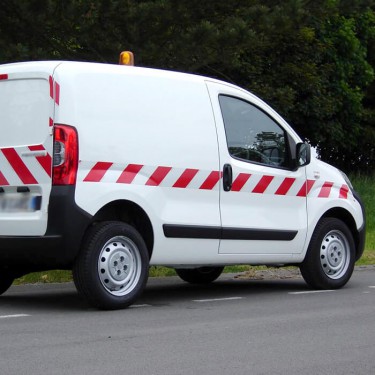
<box><xmin>21</xmin><ymin>150</ymin><xmax>48</xmax><ymax>157</ymax></box>
<box><xmin>223</xmin><ymin>164</ymin><xmax>233</xmax><ymax>192</ymax></box>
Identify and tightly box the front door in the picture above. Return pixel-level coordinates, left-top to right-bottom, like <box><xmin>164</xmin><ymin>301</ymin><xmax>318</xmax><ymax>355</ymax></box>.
<box><xmin>206</xmin><ymin>81</ymin><xmax>308</xmax><ymax>255</ymax></box>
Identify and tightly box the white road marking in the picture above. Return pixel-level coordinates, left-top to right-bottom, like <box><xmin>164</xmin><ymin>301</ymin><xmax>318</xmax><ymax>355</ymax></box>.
<box><xmin>289</xmin><ymin>290</ymin><xmax>335</xmax><ymax>295</ymax></box>
<box><xmin>193</xmin><ymin>297</ymin><xmax>243</xmax><ymax>303</ymax></box>
<box><xmin>130</xmin><ymin>304</ymin><xmax>151</xmax><ymax>308</ymax></box>
<box><xmin>368</xmin><ymin>286</ymin><xmax>375</xmax><ymax>289</ymax></box>
<box><xmin>0</xmin><ymin>314</ymin><xmax>30</xmax><ymax>319</ymax></box>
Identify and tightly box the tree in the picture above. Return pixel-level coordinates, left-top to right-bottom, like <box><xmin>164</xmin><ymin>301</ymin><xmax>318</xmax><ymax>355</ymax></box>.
<box><xmin>0</xmin><ymin>0</ymin><xmax>374</xmax><ymax>173</ymax></box>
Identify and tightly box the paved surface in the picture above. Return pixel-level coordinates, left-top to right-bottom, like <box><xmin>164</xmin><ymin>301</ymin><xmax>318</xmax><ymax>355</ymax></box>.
<box><xmin>0</xmin><ymin>267</ymin><xmax>374</xmax><ymax>375</ymax></box>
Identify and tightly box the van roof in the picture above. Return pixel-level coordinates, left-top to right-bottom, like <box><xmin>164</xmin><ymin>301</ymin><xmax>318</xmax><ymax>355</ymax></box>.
<box><xmin>0</xmin><ymin>60</ymin><xmax>215</xmax><ymax>85</ymax></box>
<box><xmin>0</xmin><ymin>60</ymin><xmax>62</xmax><ymax>74</ymax></box>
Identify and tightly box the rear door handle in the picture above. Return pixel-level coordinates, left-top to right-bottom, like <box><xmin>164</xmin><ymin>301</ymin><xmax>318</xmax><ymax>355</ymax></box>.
<box><xmin>223</xmin><ymin>164</ymin><xmax>233</xmax><ymax>192</ymax></box>
<box><xmin>21</xmin><ymin>150</ymin><xmax>47</xmax><ymax>157</ymax></box>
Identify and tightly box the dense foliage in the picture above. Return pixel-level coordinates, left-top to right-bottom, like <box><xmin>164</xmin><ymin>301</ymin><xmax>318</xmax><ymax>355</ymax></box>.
<box><xmin>1</xmin><ymin>0</ymin><xmax>374</xmax><ymax>173</ymax></box>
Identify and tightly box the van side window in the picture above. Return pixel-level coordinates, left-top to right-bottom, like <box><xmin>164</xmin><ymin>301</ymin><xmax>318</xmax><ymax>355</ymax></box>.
<box><xmin>219</xmin><ymin>95</ymin><xmax>289</xmax><ymax>168</ymax></box>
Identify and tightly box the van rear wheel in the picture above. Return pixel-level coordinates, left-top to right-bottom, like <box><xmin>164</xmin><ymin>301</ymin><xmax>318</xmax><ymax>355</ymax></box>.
<box><xmin>73</xmin><ymin>221</ymin><xmax>149</xmax><ymax>310</ymax></box>
<box><xmin>300</xmin><ymin>218</ymin><xmax>355</xmax><ymax>289</ymax></box>
<box><xmin>175</xmin><ymin>267</ymin><xmax>224</xmax><ymax>284</ymax></box>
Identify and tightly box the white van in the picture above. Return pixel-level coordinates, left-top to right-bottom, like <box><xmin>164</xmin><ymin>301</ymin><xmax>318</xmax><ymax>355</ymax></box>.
<box><xmin>0</xmin><ymin>61</ymin><xmax>365</xmax><ymax>309</ymax></box>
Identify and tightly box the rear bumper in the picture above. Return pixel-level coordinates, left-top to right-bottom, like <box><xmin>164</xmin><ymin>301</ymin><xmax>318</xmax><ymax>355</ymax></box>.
<box><xmin>0</xmin><ymin>186</ymin><xmax>92</xmax><ymax>273</ymax></box>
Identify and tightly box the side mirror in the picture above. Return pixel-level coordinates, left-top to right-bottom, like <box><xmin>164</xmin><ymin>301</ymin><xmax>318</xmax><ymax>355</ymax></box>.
<box><xmin>296</xmin><ymin>142</ymin><xmax>311</xmax><ymax>168</ymax></box>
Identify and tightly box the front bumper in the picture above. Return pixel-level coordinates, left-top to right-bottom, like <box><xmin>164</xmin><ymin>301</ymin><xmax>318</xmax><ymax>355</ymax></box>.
<box><xmin>353</xmin><ymin>190</ymin><xmax>366</xmax><ymax>261</ymax></box>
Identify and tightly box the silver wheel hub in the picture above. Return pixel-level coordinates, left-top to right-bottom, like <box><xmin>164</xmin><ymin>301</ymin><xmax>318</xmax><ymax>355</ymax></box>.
<box><xmin>108</xmin><ymin>249</ymin><xmax>130</xmax><ymax>282</ymax></box>
<box><xmin>98</xmin><ymin>236</ymin><xmax>141</xmax><ymax>296</ymax></box>
<box><xmin>320</xmin><ymin>230</ymin><xmax>350</xmax><ymax>279</ymax></box>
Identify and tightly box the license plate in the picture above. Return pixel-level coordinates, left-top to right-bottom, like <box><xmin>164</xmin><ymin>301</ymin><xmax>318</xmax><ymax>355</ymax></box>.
<box><xmin>0</xmin><ymin>195</ymin><xmax>41</xmax><ymax>212</ymax></box>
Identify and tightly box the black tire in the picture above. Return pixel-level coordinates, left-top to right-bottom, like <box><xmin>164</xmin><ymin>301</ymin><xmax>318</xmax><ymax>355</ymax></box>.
<box><xmin>0</xmin><ymin>272</ymin><xmax>14</xmax><ymax>296</ymax></box>
<box><xmin>73</xmin><ymin>221</ymin><xmax>149</xmax><ymax>310</ymax></box>
<box><xmin>300</xmin><ymin>217</ymin><xmax>355</xmax><ymax>289</ymax></box>
<box><xmin>175</xmin><ymin>267</ymin><xmax>224</xmax><ymax>284</ymax></box>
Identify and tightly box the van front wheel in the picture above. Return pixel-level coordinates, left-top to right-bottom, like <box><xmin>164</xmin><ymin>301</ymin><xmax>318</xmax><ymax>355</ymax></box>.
<box><xmin>300</xmin><ymin>218</ymin><xmax>355</xmax><ymax>289</ymax></box>
<box><xmin>73</xmin><ymin>221</ymin><xmax>149</xmax><ymax>310</ymax></box>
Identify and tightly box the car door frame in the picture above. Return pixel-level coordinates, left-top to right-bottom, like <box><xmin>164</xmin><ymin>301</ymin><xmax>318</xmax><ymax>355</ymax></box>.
<box><xmin>206</xmin><ymin>80</ymin><xmax>309</xmax><ymax>256</ymax></box>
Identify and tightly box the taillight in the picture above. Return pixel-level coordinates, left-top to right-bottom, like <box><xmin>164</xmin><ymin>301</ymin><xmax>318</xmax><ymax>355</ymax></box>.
<box><xmin>52</xmin><ymin>124</ymin><xmax>78</xmax><ymax>185</ymax></box>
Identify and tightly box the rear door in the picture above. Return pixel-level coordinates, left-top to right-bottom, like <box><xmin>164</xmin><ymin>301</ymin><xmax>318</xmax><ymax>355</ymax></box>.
<box><xmin>206</xmin><ymin>81</ymin><xmax>308</xmax><ymax>255</ymax></box>
<box><xmin>0</xmin><ymin>69</ymin><xmax>55</xmax><ymax>235</ymax></box>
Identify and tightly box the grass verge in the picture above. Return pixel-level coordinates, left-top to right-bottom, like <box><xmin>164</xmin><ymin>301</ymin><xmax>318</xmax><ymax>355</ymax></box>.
<box><xmin>351</xmin><ymin>174</ymin><xmax>375</xmax><ymax>265</ymax></box>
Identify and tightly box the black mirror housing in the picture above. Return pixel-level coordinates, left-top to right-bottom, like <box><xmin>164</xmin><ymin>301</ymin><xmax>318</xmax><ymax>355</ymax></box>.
<box><xmin>296</xmin><ymin>142</ymin><xmax>311</xmax><ymax>168</ymax></box>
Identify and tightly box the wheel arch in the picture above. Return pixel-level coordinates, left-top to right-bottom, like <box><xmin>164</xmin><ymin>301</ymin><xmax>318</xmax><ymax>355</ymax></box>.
<box><xmin>320</xmin><ymin>207</ymin><xmax>361</xmax><ymax>260</ymax></box>
<box><xmin>91</xmin><ymin>200</ymin><xmax>154</xmax><ymax>259</ymax></box>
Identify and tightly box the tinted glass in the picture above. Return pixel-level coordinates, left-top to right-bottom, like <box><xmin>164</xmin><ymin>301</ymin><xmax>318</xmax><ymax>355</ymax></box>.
<box><xmin>219</xmin><ymin>95</ymin><xmax>288</xmax><ymax>167</ymax></box>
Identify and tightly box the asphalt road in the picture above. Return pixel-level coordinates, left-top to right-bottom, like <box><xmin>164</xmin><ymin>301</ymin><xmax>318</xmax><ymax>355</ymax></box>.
<box><xmin>0</xmin><ymin>267</ymin><xmax>374</xmax><ymax>375</ymax></box>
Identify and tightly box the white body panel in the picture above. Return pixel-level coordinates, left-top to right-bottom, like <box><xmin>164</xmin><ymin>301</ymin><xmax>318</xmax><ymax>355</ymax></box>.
<box><xmin>0</xmin><ymin>63</ymin><xmax>58</xmax><ymax>235</ymax></box>
<box><xmin>53</xmin><ymin>63</ymin><xmax>221</xmax><ymax>263</ymax></box>
<box><xmin>305</xmin><ymin>159</ymin><xmax>364</xmax><ymax>238</ymax></box>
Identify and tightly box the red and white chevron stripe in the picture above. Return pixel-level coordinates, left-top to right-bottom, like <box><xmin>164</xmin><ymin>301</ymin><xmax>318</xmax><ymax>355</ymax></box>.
<box><xmin>49</xmin><ymin>75</ymin><xmax>60</xmax><ymax>106</ymax></box>
<box><xmin>82</xmin><ymin>162</ymin><xmax>222</xmax><ymax>190</ymax></box>
<box><xmin>0</xmin><ymin>146</ymin><xmax>52</xmax><ymax>185</ymax></box>
<box><xmin>81</xmin><ymin>161</ymin><xmax>349</xmax><ymax>199</ymax></box>
<box><xmin>49</xmin><ymin>75</ymin><xmax>60</xmax><ymax>127</ymax></box>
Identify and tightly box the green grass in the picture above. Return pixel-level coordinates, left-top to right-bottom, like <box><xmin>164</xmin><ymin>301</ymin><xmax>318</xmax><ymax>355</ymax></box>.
<box><xmin>351</xmin><ymin>174</ymin><xmax>375</xmax><ymax>265</ymax></box>
<box><xmin>13</xmin><ymin>267</ymin><xmax>178</xmax><ymax>285</ymax></box>
<box><xmin>14</xmin><ymin>270</ymin><xmax>73</xmax><ymax>285</ymax></box>
<box><xmin>13</xmin><ymin>174</ymin><xmax>375</xmax><ymax>285</ymax></box>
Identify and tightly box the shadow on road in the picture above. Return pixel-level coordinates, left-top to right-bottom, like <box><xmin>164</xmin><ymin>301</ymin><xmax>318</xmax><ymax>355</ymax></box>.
<box><xmin>0</xmin><ymin>274</ymin><xmax>308</xmax><ymax>312</ymax></box>
<box><xmin>141</xmin><ymin>275</ymin><xmax>308</xmax><ymax>304</ymax></box>
<box><xmin>1</xmin><ymin>284</ymin><xmax>86</xmax><ymax>312</ymax></box>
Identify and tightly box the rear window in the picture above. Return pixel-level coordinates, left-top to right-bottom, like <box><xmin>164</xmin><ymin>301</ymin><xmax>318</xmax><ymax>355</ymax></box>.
<box><xmin>0</xmin><ymin>78</ymin><xmax>49</xmax><ymax>147</ymax></box>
